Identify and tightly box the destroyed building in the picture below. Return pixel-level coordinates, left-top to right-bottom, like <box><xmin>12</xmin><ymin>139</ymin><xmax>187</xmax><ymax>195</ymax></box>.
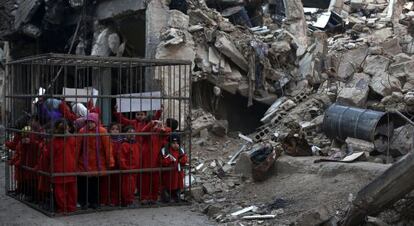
<box><xmin>3</xmin><ymin>0</ymin><xmax>414</xmax><ymax>225</ymax></box>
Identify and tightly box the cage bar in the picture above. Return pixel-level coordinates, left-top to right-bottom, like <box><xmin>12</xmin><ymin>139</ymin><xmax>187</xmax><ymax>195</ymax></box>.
<box><xmin>4</xmin><ymin>54</ymin><xmax>192</xmax><ymax>216</ymax></box>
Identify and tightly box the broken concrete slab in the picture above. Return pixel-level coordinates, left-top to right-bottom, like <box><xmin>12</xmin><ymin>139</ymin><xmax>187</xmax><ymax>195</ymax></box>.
<box><xmin>337</xmin><ymin>45</ymin><xmax>369</xmax><ymax>80</ymax></box>
<box><xmin>294</xmin><ymin>205</ymin><xmax>330</xmax><ymax>226</ymax></box>
<box><xmin>95</xmin><ymin>0</ymin><xmax>146</xmax><ymax>21</ymax></box>
<box><xmin>191</xmin><ymin>186</ymin><xmax>205</xmax><ymax>202</ymax></box>
<box><xmin>188</xmin><ymin>9</ymin><xmax>217</xmax><ymax>26</ymax></box>
<box><xmin>380</xmin><ymin>38</ymin><xmax>402</xmax><ymax>56</ymax></box>
<box><xmin>369</xmin><ymin>72</ymin><xmax>402</xmax><ymax>97</ymax></box>
<box><xmin>214</xmin><ymin>33</ymin><xmax>248</xmax><ymax>72</ymax></box>
<box><xmin>271</xmin><ymin>41</ymin><xmax>291</xmax><ymax>53</ymax></box>
<box><xmin>337</xmin><ymin>73</ymin><xmax>370</xmax><ymax>107</ymax></box>
<box><xmin>191</xmin><ymin>111</ymin><xmax>216</xmax><ymax>136</ymax></box>
<box><xmin>363</xmin><ymin>55</ymin><xmax>391</xmax><ymax>77</ymax></box>
<box><xmin>168</xmin><ymin>10</ymin><xmax>190</xmax><ymax>30</ymax></box>
<box><xmin>370</xmin><ymin>28</ymin><xmax>393</xmax><ymax>43</ymax></box>
<box><xmin>389</xmin><ymin>60</ymin><xmax>414</xmax><ymax>80</ymax></box>
<box><xmin>390</xmin><ymin>124</ymin><xmax>414</xmax><ymax>157</ymax></box>
<box><xmin>14</xmin><ymin>0</ymin><xmax>42</xmax><ymax>30</ymax></box>
<box><xmin>346</xmin><ymin>137</ymin><xmax>375</xmax><ymax>153</ymax></box>
<box><xmin>234</xmin><ymin>152</ymin><xmax>252</xmax><ymax>178</ymax></box>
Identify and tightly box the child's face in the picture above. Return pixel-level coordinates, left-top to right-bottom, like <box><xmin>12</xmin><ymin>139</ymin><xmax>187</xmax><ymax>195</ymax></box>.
<box><xmin>171</xmin><ymin>141</ymin><xmax>179</xmax><ymax>150</ymax></box>
<box><xmin>127</xmin><ymin>128</ymin><xmax>135</xmax><ymax>140</ymax></box>
<box><xmin>87</xmin><ymin>121</ymin><xmax>96</xmax><ymax>130</ymax></box>
<box><xmin>135</xmin><ymin>112</ymin><xmax>146</xmax><ymax>121</ymax></box>
<box><xmin>110</xmin><ymin>125</ymin><xmax>120</xmax><ymax>134</ymax></box>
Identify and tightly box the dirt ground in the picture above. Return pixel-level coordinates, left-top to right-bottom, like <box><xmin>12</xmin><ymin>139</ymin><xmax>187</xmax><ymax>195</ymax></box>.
<box><xmin>190</xmin><ymin>134</ymin><xmax>391</xmax><ymax>225</ymax></box>
<box><xmin>0</xmin><ymin>163</ymin><xmax>215</xmax><ymax>226</ymax></box>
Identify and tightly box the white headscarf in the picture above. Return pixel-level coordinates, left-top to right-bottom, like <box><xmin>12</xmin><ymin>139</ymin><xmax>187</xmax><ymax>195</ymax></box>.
<box><xmin>71</xmin><ymin>103</ymin><xmax>88</xmax><ymax>117</ymax></box>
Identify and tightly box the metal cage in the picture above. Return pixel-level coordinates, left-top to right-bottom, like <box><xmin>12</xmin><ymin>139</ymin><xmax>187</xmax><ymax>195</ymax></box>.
<box><xmin>3</xmin><ymin>53</ymin><xmax>193</xmax><ymax>216</ymax></box>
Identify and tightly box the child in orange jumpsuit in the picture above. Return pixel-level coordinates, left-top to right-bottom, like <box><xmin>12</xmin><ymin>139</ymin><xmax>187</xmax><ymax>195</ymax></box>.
<box><xmin>77</xmin><ymin>113</ymin><xmax>114</xmax><ymax>209</ymax></box>
<box><xmin>119</xmin><ymin>126</ymin><xmax>141</xmax><ymax>206</ymax></box>
<box><xmin>13</xmin><ymin>126</ymin><xmax>43</xmax><ymax>200</ymax></box>
<box><xmin>160</xmin><ymin>133</ymin><xmax>187</xmax><ymax>202</ymax></box>
<box><xmin>109</xmin><ymin>123</ymin><xmax>124</xmax><ymax>206</ymax></box>
<box><xmin>39</xmin><ymin>119</ymin><xmax>78</xmax><ymax>213</ymax></box>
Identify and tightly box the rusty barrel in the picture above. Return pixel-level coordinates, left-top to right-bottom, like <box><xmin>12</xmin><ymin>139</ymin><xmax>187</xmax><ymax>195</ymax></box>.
<box><xmin>322</xmin><ymin>104</ymin><xmax>390</xmax><ymax>142</ymax></box>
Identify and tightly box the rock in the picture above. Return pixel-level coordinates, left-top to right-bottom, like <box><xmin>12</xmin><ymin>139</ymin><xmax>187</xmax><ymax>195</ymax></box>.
<box><xmin>337</xmin><ymin>45</ymin><xmax>369</xmax><ymax>79</ymax></box>
<box><xmin>390</xmin><ymin>125</ymin><xmax>414</xmax><ymax>157</ymax></box>
<box><xmin>206</xmin><ymin>205</ymin><xmax>222</xmax><ymax>218</ymax></box>
<box><xmin>346</xmin><ymin>137</ymin><xmax>375</xmax><ymax>153</ymax></box>
<box><xmin>188</xmin><ymin>9</ymin><xmax>217</xmax><ymax>26</ymax></box>
<box><xmin>234</xmin><ymin>152</ymin><xmax>252</xmax><ymax>178</ymax></box>
<box><xmin>294</xmin><ymin>205</ymin><xmax>330</xmax><ymax>226</ymax></box>
<box><xmin>404</xmin><ymin>92</ymin><xmax>414</xmax><ymax>105</ymax></box>
<box><xmin>371</xmin><ymin>28</ymin><xmax>393</xmax><ymax>43</ymax></box>
<box><xmin>215</xmin><ymin>33</ymin><xmax>248</xmax><ymax>72</ymax></box>
<box><xmin>95</xmin><ymin>0</ymin><xmax>145</xmax><ymax>20</ymax></box>
<box><xmin>207</xmin><ymin>147</ymin><xmax>218</xmax><ymax>152</ymax></box>
<box><xmin>200</xmin><ymin>128</ymin><xmax>209</xmax><ymax>139</ymax></box>
<box><xmin>168</xmin><ymin>10</ymin><xmax>189</xmax><ymax>29</ymax></box>
<box><xmin>389</xmin><ymin>60</ymin><xmax>414</xmax><ymax>81</ymax></box>
<box><xmin>271</xmin><ymin>41</ymin><xmax>291</xmax><ymax>53</ymax></box>
<box><xmin>369</xmin><ymin>73</ymin><xmax>402</xmax><ymax>97</ymax></box>
<box><xmin>211</xmin><ymin>120</ymin><xmax>228</xmax><ymax>137</ymax></box>
<box><xmin>203</xmin><ymin>183</ymin><xmax>216</xmax><ymax>194</ymax></box>
<box><xmin>380</xmin><ymin>38</ymin><xmax>402</xmax><ymax>55</ymax></box>
<box><xmin>191</xmin><ymin>186</ymin><xmax>205</xmax><ymax>202</ymax></box>
<box><xmin>191</xmin><ymin>112</ymin><xmax>216</xmax><ymax>135</ymax></box>
<box><xmin>363</xmin><ymin>55</ymin><xmax>391</xmax><ymax>77</ymax></box>
<box><xmin>337</xmin><ymin>73</ymin><xmax>370</xmax><ymax>107</ymax></box>
<box><xmin>392</xmin><ymin>53</ymin><xmax>412</xmax><ymax>64</ymax></box>
<box><xmin>350</xmin><ymin>0</ymin><xmax>365</xmax><ymax>10</ymax></box>
<box><xmin>368</xmin><ymin>46</ymin><xmax>384</xmax><ymax>55</ymax></box>
<box><xmin>160</xmin><ymin>28</ymin><xmax>185</xmax><ymax>46</ymax></box>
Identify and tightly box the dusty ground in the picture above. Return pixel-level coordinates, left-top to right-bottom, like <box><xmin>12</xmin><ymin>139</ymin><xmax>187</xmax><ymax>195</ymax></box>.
<box><xmin>191</xmin><ymin>134</ymin><xmax>390</xmax><ymax>225</ymax></box>
<box><xmin>0</xmin><ymin>163</ymin><xmax>215</xmax><ymax>226</ymax></box>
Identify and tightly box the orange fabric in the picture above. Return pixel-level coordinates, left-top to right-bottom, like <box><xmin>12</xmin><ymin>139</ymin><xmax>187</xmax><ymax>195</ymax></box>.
<box><xmin>119</xmin><ymin>141</ymin><xmax>141</xmax><ymax>205</ymax></box>
<box><xmin>40</xmin><ymin>137</ymin><xmax>77</xmax><ymax>184</ymax></box>
<box><xmin>59</xmin><ymin>101</ymin><xmax>78</xmax><ymax>122</ymax></box>
<box><xmin>77</xmin><ymin>126</ymin><xmax>114</xmax><ymax>172</ymax></box>
<box><xmin>54</xmin><ymin>182</ymin><xmax>77</xmax><ymax>213</ymax></box>
<box><xmin>139</xmin><ymin>121</ymin><xmax>171</xmax><ymax>201</ymax></box>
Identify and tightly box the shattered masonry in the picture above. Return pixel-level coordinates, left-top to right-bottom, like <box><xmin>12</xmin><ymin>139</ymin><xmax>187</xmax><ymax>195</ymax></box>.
<box><xmin>3</xmin><ymin>0</ymin><xmax>414</xmax><ymax>225</ymax></box>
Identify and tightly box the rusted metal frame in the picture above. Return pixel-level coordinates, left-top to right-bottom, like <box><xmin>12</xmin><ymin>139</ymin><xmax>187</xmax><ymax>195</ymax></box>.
<box><xmin>186</xmin><ymin>64</ymin><xmax>193</xmax><ymax>197</ymax></box>
<box><xmin>7</xmin><ymin>53</ymin><xmax>192</xmax><ymax>66</ymax></box>
<box><xmin>6</xmin><ymin>94</ymin><xmax>190</xmax><ymax>101</ymax></box>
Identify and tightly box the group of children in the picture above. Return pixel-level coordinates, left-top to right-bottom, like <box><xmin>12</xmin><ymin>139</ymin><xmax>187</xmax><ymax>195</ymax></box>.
<box><xmin>6</xmin><ymin>98</ymin><xmax>188</xmax><ymax>213</ymax></box>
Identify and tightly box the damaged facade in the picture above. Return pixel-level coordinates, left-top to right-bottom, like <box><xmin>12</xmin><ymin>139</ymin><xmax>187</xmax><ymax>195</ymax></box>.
<box><xmin>3</xmin><ymin>0</ymin><xmax>414</xmax><ymax>225</ymax></box>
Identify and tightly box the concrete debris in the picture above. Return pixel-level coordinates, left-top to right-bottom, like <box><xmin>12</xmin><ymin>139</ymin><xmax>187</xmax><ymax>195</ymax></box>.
<box><xmin>5</xmin><ymin>0</ymin><xmax>414</xmax><ymax>224</ymax></box>
<box><xmin>294</xmin><ymin>205</ymin><xmax>330</xmax><ymax>226</ymax></box>
<box><xmin>346</xmin><ymin>137</ymin><xmax>375</xmax><ymax>153</ymax></box>
<box><xmin>337</xmin><ymin>73</ymin><xmax>370</xmax><ymax>107</ymax></box>
<box><xmin>214</xmin><ymin>33</ymin><xmax>248</xmax><ymax>72</ymax></box>
<box><xmin>369</xmin><ymin>72</ymin><xmax>402</xmax><ymax>97</ymax></box>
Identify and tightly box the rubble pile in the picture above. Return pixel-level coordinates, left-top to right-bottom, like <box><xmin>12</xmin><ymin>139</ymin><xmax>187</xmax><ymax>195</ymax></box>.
<box><xmin>186</xmin><ymin>1</ymin><xmax>414</xmax><ymax>223</ymax></box>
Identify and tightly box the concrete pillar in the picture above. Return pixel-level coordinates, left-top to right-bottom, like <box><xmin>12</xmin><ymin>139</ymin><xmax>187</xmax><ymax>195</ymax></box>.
<box><xmin>283</xmin><ymin>0</ymin><xmax>308</xmax><ymax>49</ymax></box>
<box><xmin>145</xmin><ymin>0</ymin><xmax>169</xmax><ymax>91</ymax></box>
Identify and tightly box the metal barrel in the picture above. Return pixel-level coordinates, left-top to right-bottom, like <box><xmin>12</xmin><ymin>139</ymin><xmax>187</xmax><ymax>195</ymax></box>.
<box><xmin>322</xmin><ymin>104</ymin><xmax>389</xmax><ymax>142</ymax></box>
